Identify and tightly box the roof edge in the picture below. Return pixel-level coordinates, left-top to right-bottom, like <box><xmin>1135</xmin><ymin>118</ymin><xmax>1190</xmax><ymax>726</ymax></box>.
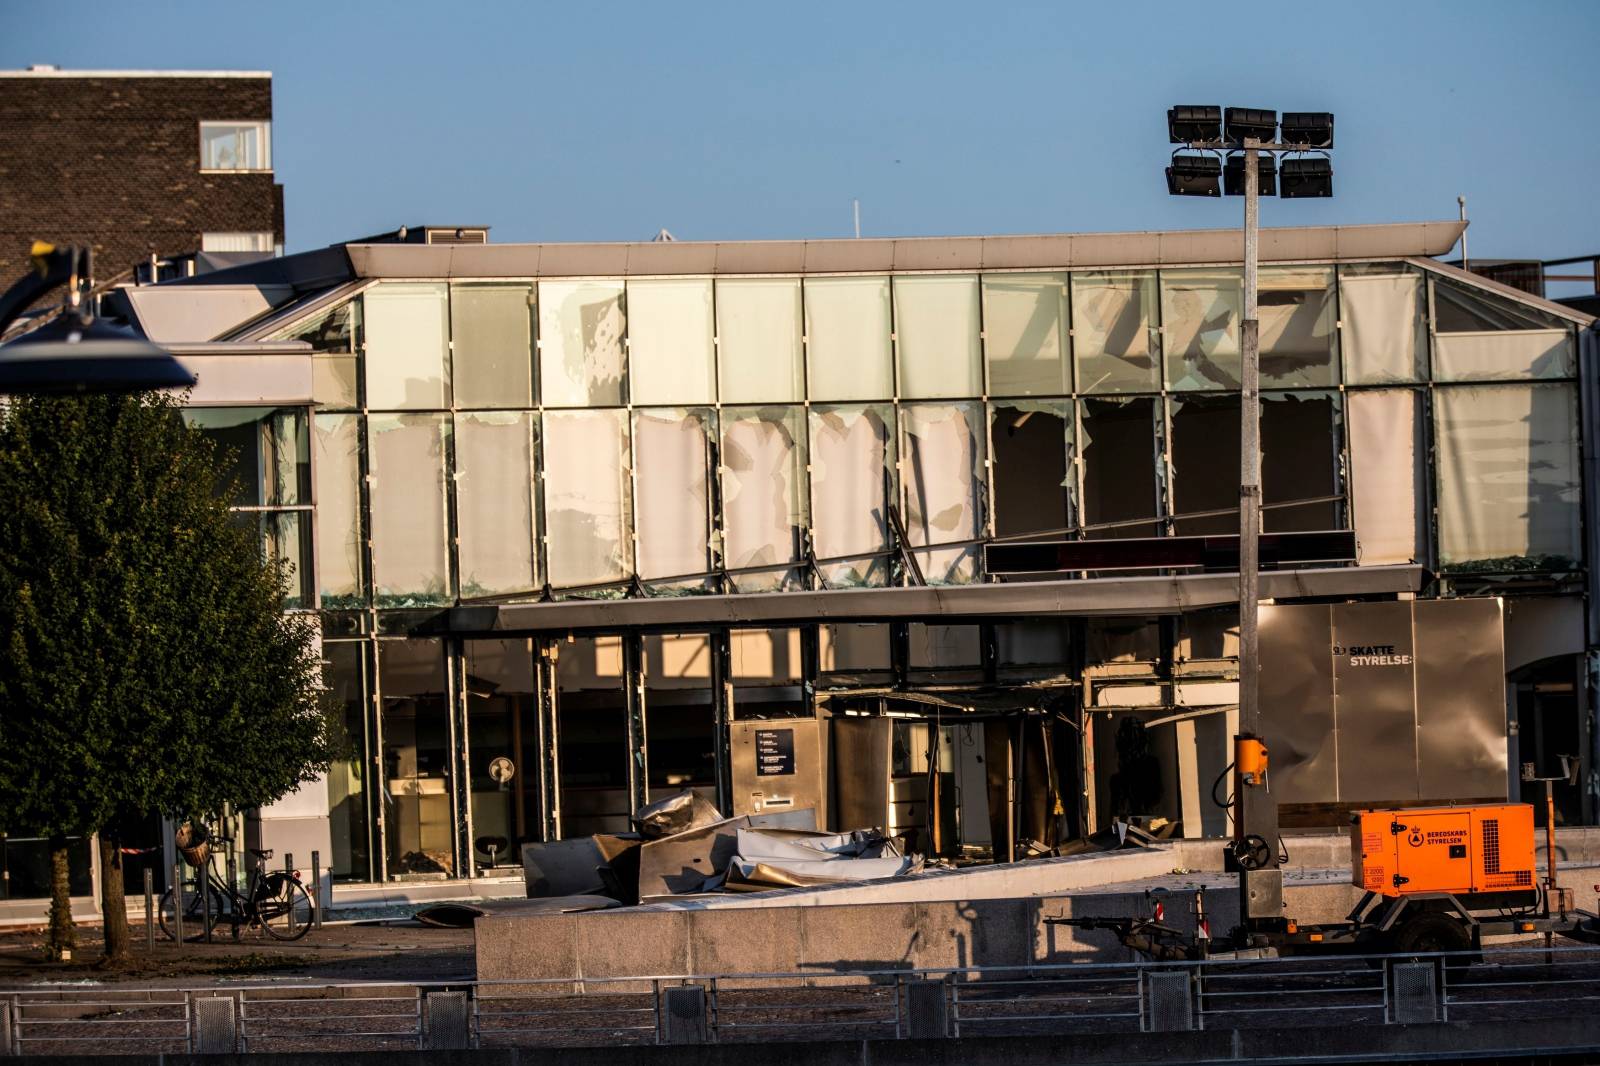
<box><xmin>1407</xmin><ymin>257</ymin><xmax>1597</xmax><ymax>327</ymax></box>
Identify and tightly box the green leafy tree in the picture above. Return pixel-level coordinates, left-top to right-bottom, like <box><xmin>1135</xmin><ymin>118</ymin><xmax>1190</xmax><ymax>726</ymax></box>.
<box><xmin>0</xmin><ymin>392</ymin><xmax>334</xmax><ymax>963</ymax></box>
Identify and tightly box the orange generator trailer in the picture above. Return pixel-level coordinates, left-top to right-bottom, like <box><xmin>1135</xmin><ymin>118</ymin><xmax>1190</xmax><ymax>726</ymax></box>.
<box><xmin>1351</xmin><ymin>803</ymin><xmax>1536</xmax><ymax>899</ymax></box>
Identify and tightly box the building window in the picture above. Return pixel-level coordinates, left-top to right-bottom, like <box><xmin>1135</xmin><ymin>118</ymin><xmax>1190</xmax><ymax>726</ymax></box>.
<box><xmin>199</xmin><ymin>121</ymin><xmax>271</xmax><ymax>171</ymax></box>
<box><xmin>201</xmin><ymin>232</ymin><xmax>274</xmax><ymax>253</ymax></box>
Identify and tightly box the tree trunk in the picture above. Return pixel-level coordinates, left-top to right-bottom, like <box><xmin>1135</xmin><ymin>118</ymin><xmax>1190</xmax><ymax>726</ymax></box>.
<box><xmin>98</xmin><ymin>835</ymin><xmax>130</xmax><ymax>964</ymax></box>
<box><xmin>46</xmin><ymin>837</ymin><xmax>76</xmax><ymax>961</ymax></box>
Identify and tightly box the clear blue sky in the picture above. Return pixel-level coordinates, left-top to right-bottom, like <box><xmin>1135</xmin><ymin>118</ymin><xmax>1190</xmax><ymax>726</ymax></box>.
<box><xmin>4</xmin><ymin>0</ymin><xmax>1597</xmax><ymax>279</ymax></box>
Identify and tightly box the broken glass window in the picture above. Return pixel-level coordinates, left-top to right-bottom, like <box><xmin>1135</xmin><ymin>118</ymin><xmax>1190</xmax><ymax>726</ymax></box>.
<box><xmin>894</xmin><ymin>275</ymin><xmax>982</xmax><ymax>398</ymax></box>
<box><xmin>276</xmin><ymin>299</ymin><xmax>360</xmax><ymax>409</ymax></box>
<box><xmin>633</xmin><ymin>408</ymin><xmax>712</xmax><ymax>587</ymax></box>
<box><xmin>627</xmin><ymin>278</ymin><xmax>715</xmax><ymax>405</ymax></box>
<box><xmin>538</xmin><ymin>280</ymin><xmax>626</xmax><ymax>407</ymax></box>
<box><xmin>451</xmin><ymin>283</ymin><xmax>533</xmax><ymax>408</ymax></box>
<box><xmin>804</xmin><ymin>275</ymin><xmax>893</xmax><ymax>401</ymax></box>
<box><xmin>716</xmin><ymin>279</ymin><xmax>803</xmax><ymax>403</ymax></box>
<box><xmin>990</xmin><ymin>401</ymin><xmax>1069</xmax><ymax>539</ymax></box>
<box><xmin>1434</xmin><ymin>383</ymin><xmax>1580</xmax><ymax>571</ymax></box>
<box><xmin>1161</xmin><ymin>268</ymin><xmax>1242</xmax><ymax>390</ymax></box>
<box><xmin>542</xmin><ymin>409</ymin><xmax>633</xmax><ymax>588</ymax></box>
<box><xmin>363</xmin><ymin>283</ymin><xmax>450</xmax><ymax>409</ymax></box>
<box><xmin>313</xmin><ymin>413</ymin><xmax>364</xmax><ymax>608</ymax></box>
<box><xmin>809</xmin><ymin>404</ymin><xmax>894</xmax><ymax>588</ymax></box>
<box><xmin>1259</xmin><ymin>267</ymin><xmax>1338</xmax><ymax>387</ymax></box>
<box><xmin>1071</xmin><ymin>270</ymin><xmax>1159</xmax><ymax>394</ymax></box>
<box><xmin>719</xmin><ymin>407</ymin><xmax>806</xmax><ymax>592</ymax></box>
<box><xmin>1079</xmin><ymin>396</ymin><xmax>1159</xmax><ymax>538</ymax></box>
<box><xmin>982</xmin><ymin>272</ymin><xmax>1069</xmax><ymax>396</ymax></box>
<box><xmin>1338</xmin><ymin>268</ymin><xmax>1426</xmax><ymax>384</ymax></box>
<box><xmin>456</xmin><ymin>411</ymin><xmax>536</xmax><ymax>597</ymax></box>
<box><xmin>1169</xmin><ymin>394</ymin><xmax>1239</xmax><ymax>535</ymax></box>
<box><xmin>900</xmin><ymin>402</ymin><xmax>985</xmax><ymax>583</ymax></box>
<box><xmin>1261</xmin><ymin>391</ymin><xmax>1340</xmax><ymax>532</ymax></box>
<box><xmin>368</xmin><ymin>413</ymin><xmax>451</xmax><ymax>606</ymax></box>
<box><xmin>1347</xmin><ymin>389</ymin><xmax>1422</xmax><ymax>565</ymax></box>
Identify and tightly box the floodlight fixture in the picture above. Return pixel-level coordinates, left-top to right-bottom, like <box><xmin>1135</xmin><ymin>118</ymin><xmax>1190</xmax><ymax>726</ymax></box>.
<box><xmin>1168</xmin><ymin>105</ymin><xmax>1222</xmax><ymax>144</ymax></box>
<box><xmin>1224</xmin><ymin>153</ymin><xmax>1277</xmax><ymax>197</ymax></box>
<box><xmin>1166</xmin><ymin>153</ymin><xmax>1222</xmax><ymax>197</ymax></box>
<box><xmin>1279</xmin><ymin>157</ymin><xmax>1334</xmax><ymax>199</ymax></box>
<box><xmin>1280</xmin><ymin>112</ymin><xmax>1334</xmax><ymax>149</ymax></box>
<box><xmin>1224</xmin><ymin>107</ymin><xmax>1277</xmax><ymax>144</ymax></box>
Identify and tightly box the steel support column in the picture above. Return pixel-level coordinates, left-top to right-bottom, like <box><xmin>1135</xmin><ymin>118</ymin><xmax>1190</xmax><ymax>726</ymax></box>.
<box><xmin>710</xmin><ymin>629</ymin><xmax>734</xmax><ymax>814</ymax></box>
<box><xmin>535</xmin><ymin>638</ymin><xmax>562</xmax><ymax>841</ymax></box>
<box><xmin>623</xmin><ymin>632</ymin><xmax>649</xmax><ymax>817</ymax></box>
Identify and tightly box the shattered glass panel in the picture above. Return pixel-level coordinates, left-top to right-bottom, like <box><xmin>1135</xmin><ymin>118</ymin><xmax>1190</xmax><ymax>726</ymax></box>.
<box><xmin>363</xmin><ymin>283</ymin><xmax>450</xmax><ymax>409</ymax></box>
<box><xmin>278</xmin><ymin>300</ymin><xmax>360</xmax><ymax>409</ymax></box>
<box><xmin>1080</xmin><ymin>397</ymin><xmax>1159</xmax><ymax>538</ymax></box>
<box><xmin>809</xmin><ymin>404</ymin><xmax>894</xmax><ymax>588</ymax></box>
<box><xmin>716</xmin><ymin>278</ymin><xmax>803</xmax><ymax>403</ymax></box>
<box><xmin>1161</xmin><ymin>268</ymin><xmax>1242</xmax><ymax>390</ymax></box>
<box><xmin>1261</xmin><ymin>391</ymin><xmax>1339</xmax><ymax>532</ymax></box>
<box><xmin>900</xmin><ymin>402</ymin><xmax>985</xmax><ymax>583</ymax></box>
<box><xmin>1259</xmin><ymin>267</ymin><xmax>1338</xmax><ymax>387</ymax></box>
<box><xmin>1348</xmin><ymin>389</ymin><xmax>1421</xmax><ymax>565</ymax></box>
<box><xmin>627</xmin><ymin>278</ymin><xmax>715</xmax><ymax>405</ymax></box>
<box><xmin>313</xmin><ymin>413</ymin><xmax>364</xmax><ymax>608</ymax></box>
<box><xmin>1435</xmin><ymin>383</ymin><xmax>1580</xmax><ymax>571</ymax></box>
<box><xmin>542</xmin><ymin>409</ymin><xmax>633</xmax><ymax>588</ymax></box>
<box><xmin>719</xmin><ymin>407</ymin><xmax>806</xmax><ymax>591</ymax></box>
<box><xmin>1170</xmin><ymin>394</ymin><xmax>1240</xmax><ymax>535</ymax></box>
<box><xmin>538</xmin><ymin>280</ymin><xmax>626</xmax><ymax>407</ymax></box>
<box><xmin>1339</xmin><ymin>270</ymin><xmax>1426</xmax><ymax>384</ymax></box>
<box><xmin>1434</xmin><ymin>331</ymin><xmax>1575</xmax><ymax>381</ymax></box>
<box><xmin>804</xmin><ymin>276</ymin><xmax>893</xmax><ymax>401</ymax></box>
<box><xmin>368</xmin><ymin>413</ymin><xmax>450</xmax><ymax>607</ymax></box>
<box><xmin>990</xmin><ymin>402</ymin><xmax>1069</xmax><ymax>538</ymax></box>
<box><xmin>451</xmin><ymin>283</ymin><xmax>534</xmax><ymax>409</ymax></box>
<box><xmin>633</xmin><ymin>408</ymin><xmax>712</xmax><ymax>586</ymax></box>
<box><xmin>1434</xmin><ymin>275</ymin><xmax>1573</xmax><ymax>332</ymax></box>
<box><xmin>1071</xmin><ymin>270</ymin><xmax>1159</xmax><ymax>394</ymax></box>
<box><xmin>894</xmin><ymin>274</ymin><xmax>982</xmax><ymax>398</ymax></box>
<box><xmin>982</xmin><ymin>272</ymin><xmax>1069</xmax><ymax>396</ymax></box>
<box><xmin>456</xmin><ymin>411</ymin><xmax>536</xmax><ymax>597</ymax></box>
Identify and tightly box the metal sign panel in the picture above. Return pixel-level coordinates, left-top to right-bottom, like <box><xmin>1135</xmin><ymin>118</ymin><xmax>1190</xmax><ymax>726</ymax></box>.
<box><xmin>1331</xmin><ymin>602</ymin><xmax>1420</xmax><ymax>804</ymax></box>
<box><xmin>1259</xmin><ymin>604</ymin><xmax>1336</xmax><ymax>803</ymax></box>
<box><xmin>1414</xmin><ymin>598</ymin><xmax>1507</xmax><ymax>799</ymax></box>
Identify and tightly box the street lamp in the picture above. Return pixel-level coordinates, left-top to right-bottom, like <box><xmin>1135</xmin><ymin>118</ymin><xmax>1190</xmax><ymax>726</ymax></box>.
<box><xmin>1164</xmin><ymin>104</ymin><xmax>1336</xmax><ymax>937</ymax></box>
<box><xmin>0</xmin><ymin>243</ymin><xmax>196</xmax><ymax>395</ymax></box>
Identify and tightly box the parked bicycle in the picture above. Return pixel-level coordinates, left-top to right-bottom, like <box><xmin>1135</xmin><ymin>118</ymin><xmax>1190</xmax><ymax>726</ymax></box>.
<box><xmin>158</xmin><ymin>822</ymin><xmax>313</xmax><ymax>941</ymax></box>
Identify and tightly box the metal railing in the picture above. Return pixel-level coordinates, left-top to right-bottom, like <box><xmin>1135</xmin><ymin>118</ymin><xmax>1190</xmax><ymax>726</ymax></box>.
<box><xmin>4</xmin><ymin>944</ymin><xmax>1599</xmax><ymax>1055</ymax></box>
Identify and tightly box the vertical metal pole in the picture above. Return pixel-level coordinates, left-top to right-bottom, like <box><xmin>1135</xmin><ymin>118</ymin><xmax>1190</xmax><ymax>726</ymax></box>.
<box><xmin>225</xmin><ymin>850</ymin><xmax>238</xmax><ymax>929</ymax></box>
<box><xmin>144</xmin><ymin>868</ymin><xmax>155</xmax><ymax>952</ymax></box>
<box><xmin>172</xmin><ymin>862</ymin><xmax>184</xmax><ymax>945</ymax></box>
<box><xmin>201</xmin><ymin>859</ymin><xmax>212</xmax><ymax>943</ymax></box>
<box><xmin>311</xmin><ymin>850</ymin><xmax>323</xmax><ymax>930</ymax></box>
<box><xmin>284</xmin><ymin>853</ymin><xmax>295</xmax><ymax>937</ymax></box>
<box><xmin>623</xmin><ymin>633</ymin><xmax>649</xmax><ymax>818</ymax></box>
<box><xmin>1239</xmin><ymin>141</ymin><xmax>1262</xmax><ymax>740</ymax></box>
<box><xmin>710</xmin><ymin>629</ymin><xmax>734</xmax><ymax>815</ymax></box>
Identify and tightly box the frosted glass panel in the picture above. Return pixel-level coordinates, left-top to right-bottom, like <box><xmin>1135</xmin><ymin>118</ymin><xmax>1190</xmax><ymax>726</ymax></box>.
<box><xmin>1259</xmin><ymin>267</ymin><xmax>1337</xmax><ymax>387</ymax></box>
<box><xmin>805</xmin><ymin>276</ymin><xmax>893</xmax><ymax>401</ymax></box>
<box><xmin>1347</xmin><ymin>390</ymin><xmax>1420</xmax><ymax>566</ymax></box>
<box><xmin>364</xmin><ymin>283</ymin><xmax>449</xmax><ymax>409</ymax></box>
<box><xmin>1162</xmin><ymin>269</ymin><xmax>1242</xmax><ymax>390</ymax></box>
<box><xmin>451</xmin><ymin>284</ymin><xmax>533</xmax><ymax>408</ymax></box>
<box><xmin>900</xmin><ymin>402</ymin><xmax>984</xmax><ymax>583</ymax></box>
<box><xmin>1071</xmin><ymin>271</ymin><xmax>1159</xmax><ymax>393</ymax></box>
<box><xmin>810</xmin><ymin>405</ymin><xmax>893</xmax><ymax>588</ymax></box>
<box><xmin>456</xmin><ymin>411</ymin><xmax>536</xmax><ymax>597</ymax></box>
<box><xmin>720</xmin><ymin>407</ymin><xmax>806</xmax><ymax>591</ymax></box>
<box><xmin>1433</xmin><ymin>331</ymin><xmax>1574</xmax><ymax>381</ymax></box>
<box><xmin>1435</xmin><ymin>383</ymin><xmax>1580</xmax><ymax>569</ymax></box>
<box><xmin>1340</xmin><ymin>272</ymin><xmax>1425</xmax><ymax>384</ymax></box>
<box><xmin>368</xmin><ymin>413</ymin><xmax>450</xmax><ymax>606</ymax></box>
<box><xmin>633</xmin><ymin>409</ymin><xmax>712</xmax><ymax>582</ymax></box>
<box><xmin>313</xmin><ymin>413</ymin><xmax>363</xmax><ymax>608</ymax></box>
<box><xmin>627</xmin><ymin>278</ymin><xmax>715</xmax><ymax>405</ymax></box>
<box><xmin>542</xmin><ymin>409</ymin><xmax>633</xmax><ymax>587</ymax></box>
<box><xmin>895</xmin><ymin>274</ymin><xmax>982</xmax><ymax>398</ymax></box>
<box><xmin>982</xmin><ymin>273</ymin><xmax>1068</xmax><ymax>396</ymax></box>
<box><xmin>538</xmin><ymin>281</ymin><xmax>626</xmax><ymax>407</ymax></box>
<box><xmin>716</xmin><ymin>279</ymin><xmax>803</xmax><ymax>403</ymax></box>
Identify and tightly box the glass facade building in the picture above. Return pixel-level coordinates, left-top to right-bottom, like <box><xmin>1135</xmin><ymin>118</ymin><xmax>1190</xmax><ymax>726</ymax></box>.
<box><xmin>78</xmin><ymin>222</ymin><xmax>1599</xmax><ymax>888</ymax></box>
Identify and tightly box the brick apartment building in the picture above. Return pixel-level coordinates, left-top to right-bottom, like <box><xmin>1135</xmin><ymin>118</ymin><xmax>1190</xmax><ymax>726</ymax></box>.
<box><xmin>0</xmin><ymin>67</ymin><xmax>283</xmax><ymax>293</ymax></box>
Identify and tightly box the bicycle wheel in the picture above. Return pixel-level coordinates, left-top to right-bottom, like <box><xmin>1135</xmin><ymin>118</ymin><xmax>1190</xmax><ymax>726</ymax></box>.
<box><xmin>157</xmin><ymin>880</ymin><xmax>228</xmax><ymax>941</ymax></box>
<box><xmin>255</xmin><ymin>874</ymin><xmax>315</xmax><ymax>941</ymax></box>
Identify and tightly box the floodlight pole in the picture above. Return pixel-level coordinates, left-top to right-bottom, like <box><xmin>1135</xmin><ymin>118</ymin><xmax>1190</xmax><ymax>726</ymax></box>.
<box><xmin>1239</xmin><ymin>140</ymin><xmax>1261</xmax><ymax>739</ymax></box>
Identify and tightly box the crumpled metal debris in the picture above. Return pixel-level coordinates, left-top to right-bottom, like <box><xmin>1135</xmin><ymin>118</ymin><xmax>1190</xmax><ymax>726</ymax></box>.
<box><xmin>631</xmin><ymin>789</ymin><xmax>724</xmax><ymax>840</ymax></box>
<box><xmin>720</xmin><ymin>826</ymin><xmax>922</xmax><ymax>892</ymax></box>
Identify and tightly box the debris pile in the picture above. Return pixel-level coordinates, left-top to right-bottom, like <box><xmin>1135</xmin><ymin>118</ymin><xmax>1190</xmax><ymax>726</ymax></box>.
<box><xmin>521</xmin><ymin>789</ymin><xmax>922</xmax><ymax>905</ymax></box>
